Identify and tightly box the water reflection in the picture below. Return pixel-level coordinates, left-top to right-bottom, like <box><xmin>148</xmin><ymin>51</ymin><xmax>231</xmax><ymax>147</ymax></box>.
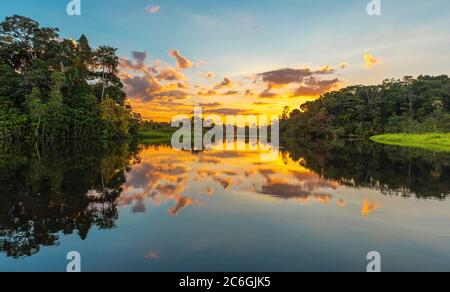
<box><xmin>120</xmin><ymin>143</ymin><xmax>339</xmax><ymax>215</ymax></box>
<box><xmin>283</xmin><ymin>139</ymin><xmax>450</xmax><ymax>199</ymax></box>
<box><xmin>0</xmin><ymin>139</ymin><xmax>449</xmax><ymax>262</ymax></box>
<box><xmin>0</xmin><ymin>142</ymin><xmax>141</xmax><ymax>258</ymax></box>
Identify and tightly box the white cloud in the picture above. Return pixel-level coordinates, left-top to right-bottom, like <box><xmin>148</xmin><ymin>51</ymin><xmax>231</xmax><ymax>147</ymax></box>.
<box><xmin>146</xmin><ymin>5</ymin><xmax>160</xmax><ymax>14</ymax></box>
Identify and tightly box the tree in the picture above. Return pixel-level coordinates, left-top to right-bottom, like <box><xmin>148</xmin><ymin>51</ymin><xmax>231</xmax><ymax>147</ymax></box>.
<box><xmin>0</xmin><ymin>15</ymin><xmax>139</xmax><ymax>141</ymax></box>
<box><xmin>0</xmin><ymin>15</ymin><xmax>59</xmax><ymax>71</ymax></box>
<box><xmin>281</xmin><ymin>75</ymin><xmax>450</xmax><ymax>139</ymax></box>
<box><xmin>25</xmin><ymin>88</ymin><xmax>46</xmax><ymax>138</ymax></box>
<box><xmin>94</xmin><ymin>46</ymin><xmax>119</xmax><ymax>102</ymax></box>
<box><xmin>46</xmin><ymin>72</ymin><xmax>67</xmax><ymax>139</ymax></box>
<box><xmin>0</xmin><ymin>64</ymin><xmax>23</xmax><ymax>107</ymax></box>
<box><xmin>99</xmin><ymin>98</ymin><xmax>130</xmax><ymax>138</ymax></box>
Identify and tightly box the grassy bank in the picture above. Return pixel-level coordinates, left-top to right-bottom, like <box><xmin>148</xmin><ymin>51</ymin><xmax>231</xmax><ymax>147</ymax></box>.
<box><xmin>138</xmin><ymin>129</ymin><xmax>174</xmax><ymax>143</ymax></box>
<box><xmin>370</xmin><ymin>133</ymin><xmax>450</xmax><ymax>152</ymax></box>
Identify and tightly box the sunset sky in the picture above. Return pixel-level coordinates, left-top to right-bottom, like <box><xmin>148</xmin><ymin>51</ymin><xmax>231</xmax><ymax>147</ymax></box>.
<box><xmin>2</xmin><ymin>0</ymin><xmax>450</xmax><ymax>121</ymax></box>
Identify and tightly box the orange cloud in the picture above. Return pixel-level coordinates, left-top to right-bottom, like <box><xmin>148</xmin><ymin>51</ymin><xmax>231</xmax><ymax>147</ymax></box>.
<box><xmin>337</xmin><ymin>198</ymin><xmax>346</xmax><ymax>207</ymax></box>
<box><xmin>214</xmin><ymin>77</ymin><xmax>234</xmax><ymax>90</ymax></box>
<box><xmin>259</xmin><ymin>89</ymin><xmax>277</xmax><ymax>98</ymax></box>
<box><xmin>361</xmin><ymin>199</ymin><xmax>380</xmax><ymax>216</ymax></box>
<box><xmin>202</xmin><ymin>72</ymin><xmax>215</xmax><ymax>79</ymax></box>
<box><xmin>364</xmin><ymin>53</ymin><xmax>381</xmax><ymax>69</ymax></box>
<box><xmin>169</xmin><ymin>49</ymin><xmax>194</xmax><ymax>69</ymax></box>
<box><xmin>198</xmin><ymin>89</ymin><xmax>217</xmax><ymax>96</ymax></box>
<box><xmin>157</xmin><ymin>67</ymin><xmax>187</xmax><ymax>81</ymax></box>
<box><xmin>258</xmin><ymin>66</ymin><xmax>334</xmax><ymax>87</ymax></box>
<box><xmin>292</xmin><ymin>78</ymin><xmax>341</xmax><ymax>97</ymax></box>
<box><xmin>223</xmin><ymin>90</ymin><xmax>239</xmax><ymax>96</ymax></box>
<box><xmin>316</xmin><ymin>65</ymin><xmax>335</xmax><ymax>74</ymax></box>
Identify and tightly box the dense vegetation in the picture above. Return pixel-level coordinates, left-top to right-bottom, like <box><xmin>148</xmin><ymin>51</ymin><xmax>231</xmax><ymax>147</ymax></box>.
<box><xmin>0</xmin><ymin>15</ymin><xmax>141</xmax><ymax>141</ymax></box>
<box><xmin>281</xmin><ymin>76</ymin><xmax>450</xmax><ymax>139</ymax></box>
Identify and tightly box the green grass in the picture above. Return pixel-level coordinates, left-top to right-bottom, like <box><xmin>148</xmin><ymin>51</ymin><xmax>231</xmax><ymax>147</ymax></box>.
<box><xmin>138</xmin><ymin>129</ymin><xmax>174</xmax><ymax>143</ymax></box>
<box><xmin>370</xmin><ymin>133</ymin><xmax>450</xmax><ymax>152</ymax></box>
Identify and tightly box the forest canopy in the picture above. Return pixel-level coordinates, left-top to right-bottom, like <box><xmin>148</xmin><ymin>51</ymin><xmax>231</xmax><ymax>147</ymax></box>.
<box><xmin>0</xmin><ymin>15</ymin><xmax>141</xmax><ymax>141</ymax></box>
<box><xmin>281</xmin><ymin>75</ymin><xmax>450</xmax><ymax>139</ymax></box>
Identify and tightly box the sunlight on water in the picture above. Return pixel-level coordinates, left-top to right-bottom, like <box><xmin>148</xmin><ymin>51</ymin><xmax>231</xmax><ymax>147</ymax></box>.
<box><xmin>1</xmin><ymin>141</ymin><xmax>450</xmax><ymax>271</ymax></box>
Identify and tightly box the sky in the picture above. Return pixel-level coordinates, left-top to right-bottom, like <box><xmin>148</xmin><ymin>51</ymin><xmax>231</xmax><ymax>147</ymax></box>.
<box><xmin>1</xmin><ymin>0</ymin><xmax>450</xmax><ymax>121</ymax></box>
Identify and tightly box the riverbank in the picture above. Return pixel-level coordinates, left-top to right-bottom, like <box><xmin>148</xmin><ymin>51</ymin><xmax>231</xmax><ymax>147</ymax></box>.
<box><xmin>138</xmin><ymin>129</ymin><xmax>174</xmax><ymax>143</ymax></box>
<box><xmin>370</xmin><ymin>133</ymin><xmax>450</xmax><ymax>152</ymax></box>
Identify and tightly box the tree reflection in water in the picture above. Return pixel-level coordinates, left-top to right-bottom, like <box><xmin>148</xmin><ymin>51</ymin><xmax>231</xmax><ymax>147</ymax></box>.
<box><xmin>0</xmin><ymin>141</ymin><xmax>141</xmax><ymax>258</ymax></box>
<box><xmin>1</xmin><ymin>139</ymin><xmax>449</xmax><ymax>259</ymax></box>
<box><xmin>282</xmin><ymin>139</ymin><xmax>450</xmax><ymax>200</ymax></box>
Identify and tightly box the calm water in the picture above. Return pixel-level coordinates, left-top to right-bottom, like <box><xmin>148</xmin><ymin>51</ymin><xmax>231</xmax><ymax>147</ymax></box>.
<box><xmin>0</xmin><ymin>140</ymin><xmax>449</xmax><ymax>272</ymax></box>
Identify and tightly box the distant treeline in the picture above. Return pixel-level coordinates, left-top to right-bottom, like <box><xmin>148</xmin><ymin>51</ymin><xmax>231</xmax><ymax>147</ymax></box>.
<box><xmin>280</xmin><ymin>75</ymin><xmax>450</xmax><ymax>139</ymax></box>
<box><xmin>0</xmin><ymin>15</ymin><xmax>141</xmax><ymax>141</ymax></box>
<box><xmin>140</xmin><ymin>120</ymin><xmax>174</xmax><ymax>133</ymax></box>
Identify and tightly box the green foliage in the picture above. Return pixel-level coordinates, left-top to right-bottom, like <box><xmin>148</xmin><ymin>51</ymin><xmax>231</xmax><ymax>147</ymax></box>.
<box><xmin>281</xmin><ymin>76</ymin><xmax>450</xmax><ymax>139</ymax></box>
<box><xmin>371</xmin><ymin>133</ymin><xmax>450</xmax><ymax>152</ymax></box>
<box><xmin>0</xmin><ymin>15</ymin><xmax>139</xmax><ymax>141</ymax></box>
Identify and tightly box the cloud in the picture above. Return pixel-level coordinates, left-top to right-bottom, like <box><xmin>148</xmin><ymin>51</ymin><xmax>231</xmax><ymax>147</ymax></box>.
<box><xmin>254</xmin><ymin>67</ymin><xmax>342</xmax><ymax>98</ymax></box>
<box><xmin>259</xmin><ymin>181</ymin><xmax>333</xmax><ymax>203</ymax></box>
<box><xmin>315</xmin><ymin>65</ymin><xmax>335</xmax><ymax>75</ymax></box>
<box><xmin>292</xmin><ymin>78</ymin><xmax>341</xmax><ymax>97</ymax></box>
<box><xmin>259</xmin><ymin>68</ymin><xmax>313</xmax><ymax>85</ymax></box>
<box><xmin>156</xmin><ymin>89</ymin><xmax>189</xmax><ymax>100</ymax></box>
<box><xmin>258</xmin><ymin>66</ymin><xmax>335</xmax><ymax>87</ymax></box>
<box><xmin>119</xmin><ymin>57</ymin><xmax>157</xmax><ymax>74</ymax></box>
<box><xmin>259</xmin><ymin>89</ymin><xmax>277</xmax><ymax>98</ymax></box>
<box><xmin>198</xmin><ymin>90</ymin><xmax>217</xmax><ymax>96</ymax></box>
<box><xmin>120</xmin><ymin>50</ymin><xmax>192</xmax><ymax>102</ymax></box>
<box><xmin>146</xmin><ymin>5</ymin><xmax>160</xmax><ymax>14</ymax></box>
<box><xmin>339</xmin><ymin>62</ymin><xmax>349</xmax><ymax>69</ymax></box>
<box><xmin>337</xmin><ymin>199</ymin><xmax>346</xmax><ymax>207</ymax></box>
<box><xmin>168</xmin><ymin>197</ymin><xmax>193</xmax><ymax>215</ymax></box>
<box><xmin>169</xmin><ymin>49</ymin><xmax>194</xmax><ymax>69</ymax></box>
<box><xmin>122</xmin><ymin>75</ymin><xmax>161</xmax><ymax>101</ymax></box>
<box><xmin>203</xmin><ymin>108</ymin><xmax>252</xmax><ymax>115</ymax></box>
<box><xmin>223</xmin><ymin>90</ymin><xmax>239</xmax><ymax>96</ymax></box>
<box><xmin>157</xmin><ymin>67</ymin><xmax>187</xmax><ymax>81</ymax></box>
<box><xmin>202</xmin><ymin>72</ymin><xmax>215</xmax><ymax>79</ymax></box>
<box><xmin>177</xmin><ymin>82</ymin><xmax>189</xmax><ymax>89</ymax></box>
<box><xmin>364</xmin><ymin>53</ymin><xmax>380</xmax><ymax>69</ymax></box>
<box><xmin>361</xmin><ymin>199</ymin><xmax>380</xmax><ymax>216</ymax></box>
<box><xmin>253</xmin><ymin>101</ymin><xmax>271</xmax><ymax>105</ymax></box>
<box><xmin>131</xmin><ymin>51</ymin><xmax>147</xmax><ymax>64</ymax></box>
<box><xmin>214</xmin><ymin>77</ymin><xmax>233</xmax><ymax>90</ymax></box>
<box><xmin>199</xmin><ymin>102</ymin><xmax>222</xmax><ymax>107</ymax></box>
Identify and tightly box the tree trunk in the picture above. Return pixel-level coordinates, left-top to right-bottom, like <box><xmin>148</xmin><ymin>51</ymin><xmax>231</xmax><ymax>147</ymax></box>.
<box><xmin>35</xmin><ymin>115</ymin><xmax>41</xmax><ymax>138</ymax></box>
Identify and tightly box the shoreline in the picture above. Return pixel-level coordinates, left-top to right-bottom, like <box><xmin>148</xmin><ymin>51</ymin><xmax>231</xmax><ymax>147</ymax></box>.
<box><xmin>371</xmin><ymin>133</ymin><xmax>450</xmax><ymax>152</ymax></box>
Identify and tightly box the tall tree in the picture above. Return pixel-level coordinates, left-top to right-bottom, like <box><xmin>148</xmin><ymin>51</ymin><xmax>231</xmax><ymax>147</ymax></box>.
<box><xmin>0</xmin><ymin>15</ymin><xmax>59</xmax><ymax>71</ymax></box>
<box><xmin>94</xmin><ymin>46</ymin><xmax>119</xmax><ymax>102</ymax></box>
